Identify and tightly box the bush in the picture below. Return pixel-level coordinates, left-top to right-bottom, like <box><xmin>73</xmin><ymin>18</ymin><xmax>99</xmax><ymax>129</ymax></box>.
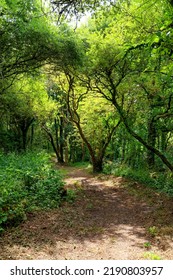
<box><xmin>0</xmin><ymin>151</ymin><xmax>65</xmax><ymax>232</ymax></box>
<box><xmin>103</xmin><ymin>161</ymin><xmax>173</xmax><ymax>196</ymax></box>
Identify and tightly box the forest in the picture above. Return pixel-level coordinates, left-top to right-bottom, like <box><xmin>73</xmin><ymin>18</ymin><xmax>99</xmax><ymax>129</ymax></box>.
<box><xmin>1</xmin><ymin>0</ymin><xmax>173</xmax><ymax>260</ymax></box>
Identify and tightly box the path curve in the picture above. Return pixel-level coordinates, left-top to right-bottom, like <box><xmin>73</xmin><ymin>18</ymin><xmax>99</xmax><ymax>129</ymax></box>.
<box><xmin>0</xmin><ymin>165</ymin><xmax>173</xmax><ymax>259</ymax></box>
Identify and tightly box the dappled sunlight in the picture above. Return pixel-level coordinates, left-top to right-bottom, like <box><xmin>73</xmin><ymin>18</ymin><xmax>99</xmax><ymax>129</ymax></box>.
<box><xmin>1</xmin><ymin>166</ymin><xmax>173</xmax><ymax>260</ymax></box>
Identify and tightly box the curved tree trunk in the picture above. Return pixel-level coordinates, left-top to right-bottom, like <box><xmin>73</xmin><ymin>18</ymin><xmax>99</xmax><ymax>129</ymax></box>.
<box><xmin>112</xmin><ymin>98</ymin><xmax>173</xmax><ymax>172</ymax></box>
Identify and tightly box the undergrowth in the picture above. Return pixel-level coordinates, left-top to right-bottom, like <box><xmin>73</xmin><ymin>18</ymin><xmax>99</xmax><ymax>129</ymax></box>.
<box><xmin>69</xmin><ymin>161</ymin><xmax>91</xmax><ymax>169</ymax></box>
<box><xmin>103</xmin><ymin>161</ymin><xmax>173</xmax><ymax>196</ymax></box>
<box><xmin>0</xmin><ymin>151</ymin><xmax>69</xmax><ymax>232</ymax></box>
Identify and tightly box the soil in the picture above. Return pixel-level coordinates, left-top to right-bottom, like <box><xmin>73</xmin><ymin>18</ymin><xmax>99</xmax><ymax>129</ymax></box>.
<box><xmin>0</xmin><ymin>164</ymin><xmax>173</xmax><ymax>260</ymax></box>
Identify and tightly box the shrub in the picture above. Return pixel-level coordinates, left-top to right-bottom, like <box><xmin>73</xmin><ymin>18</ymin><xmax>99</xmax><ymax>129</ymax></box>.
<box><xmin>0</xmin><ymin>151</ymin><xmax>65</xmax><ymax>232</ymax></box>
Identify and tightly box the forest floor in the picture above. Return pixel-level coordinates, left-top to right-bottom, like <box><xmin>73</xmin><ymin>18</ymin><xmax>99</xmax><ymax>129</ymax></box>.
<box><xmin>0</xmin><ymin>163</ymin><xmax>173</xmax><ymax>260</ymax></box>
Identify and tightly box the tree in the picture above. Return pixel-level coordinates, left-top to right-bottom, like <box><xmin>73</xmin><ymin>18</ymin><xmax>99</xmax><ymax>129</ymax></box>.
<box><xmin>0</xmin><ymin>74</ymin><xmax>56</xmax><ymax>151</ymax></box>
<box><xmin>0</xmin><ymin>0</ymin><xmax>83</xmax><ymax>94</ymax></box>
<box><xmin>43</xmin><ymin>80</ymin><xmax>70</xmax><ymax>163</ymax></box>
<box><xmin>77</xmin><ymin>0</ymin><xmax>173</xmax><ymax>171</ymax></box>
<box><xmin>50</xmin><ymin>0</ymin><xmax>106</xmax><ymax>18</ymax></box>
<box><xmin>57</xmin><ymin>71</ymin><xmax>121</xmax><ymax>172</ymax></box>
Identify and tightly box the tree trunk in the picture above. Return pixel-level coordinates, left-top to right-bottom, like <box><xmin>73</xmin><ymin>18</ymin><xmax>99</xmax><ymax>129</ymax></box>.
<box><xmin>147</xmin><ymin>118</ymin><xmax>156</xmax><ymax>168</ymax></box>
<box><xmin>22</xmin><ymin>128</ymin><xmax>27</xmax><ymax>151</ymax></box>
<box><xmin>54</xmin><ymin>118</ymin><xmax>64</xmax><ymax>163</ymax></box>
<box><xmin>30</xmin><ymin>124</ymin><xmax>34</xmax><ymax>148</ymax></box>
<box><xmin>92</xmin><ymin>157</ymin><xmax>103</xmax><ymax>173</ymax></box>
<box><xmin>161</xmin><ymin>131</ymin><xmax>167</xmax><ymax>152</ymax></box>
<box><xmin>81</xmin><ymin>141</ymin><xmax>86</xmax><ymax>161</ymax></box>
<box><xmin>19</xmin><ymin>118</ymin><xmax>34</xmax><ymax>151</ymax></box>
<box><xmin>54</xmin><ymin>118</ymin><xmax>59</xmax><ymax>150</ymax></box>
<box><xmin>121</xmin><ymin>136</ymin><xmax>126</xmax><ymax>162</ymax></box>
<box><xmin>42</xmin><ymin>126</ymin><xmax>64</xmax><ymax>163</ymax></box>
<box><xmin>59</xmin><ymin>117</ymin><xmax>64</xmax><ymax>163</ymax></box>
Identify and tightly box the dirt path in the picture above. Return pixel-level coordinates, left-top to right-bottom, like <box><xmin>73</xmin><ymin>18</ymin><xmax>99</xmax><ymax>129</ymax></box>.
<box><xmin>0</xmin><ymin>165</ymin><xmax>173</xmax><ymax>260</ymax></box>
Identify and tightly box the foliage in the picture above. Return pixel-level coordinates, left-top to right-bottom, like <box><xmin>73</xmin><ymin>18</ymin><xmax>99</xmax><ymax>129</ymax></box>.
<box><xmin>103</xmin><ymin>161</ymin><xmax>173</xmax><ymax>196</ymax></box>
<box><xmin>69</xmin><ymin>161</ymin><xmax>91</xmax><ymax>168</ymax></box>
<box><xmin>0</xmin><ymin>0</ymin><xmax>83</xmax><ymax>94</ymax></box>
<box><xmin>1</xmin><ymin>0</ymin><xmax>173</xmax><ymax>210</ymax></box>
<box><xmin>0</xmin><ymin>74</ymin><xmax>57</xmax><ymax>152</ymax></box>
<box><xmin>78</xmin><ymin>93</ymin><xmax>119</xmax><ymax>156</ymax></box>
<box><xmin>143</xmin><ymin>242</ymin><xmax>152</xmax><ymax>249</ymax></box>
<box><xmin>76</xmin><ymin>0</ymin><xmax>173</xmax><ymax>172</ymax></box>
<box><xmin>148</xmin><ymin>226</ymin><xmax>159</xmax><ymax>237</ymax></box>
<box><xmin>143</xmin><ymin>251</ymin><xmax>162</xmax><ymax>260</ymax></box>
<box><xmin>0</xmin><ymin>151</ymin><xmax>66</xmax><ymax>232</ymax></box>
<box><xmin>50</xmin><ymin>0</ymin><xmax>106</xmax><ymax>19</ymax></box>
<box><xmin>66</xmin><ymin>189</ymin><xmax>77</xmax><ymax>203</ymax></box>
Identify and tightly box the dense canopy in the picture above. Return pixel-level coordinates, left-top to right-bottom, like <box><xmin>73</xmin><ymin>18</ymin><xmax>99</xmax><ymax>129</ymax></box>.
<box><xmin>1</xmin><ymin>0</ymin><xmax>173</xmax><ymax>169</ymax></box>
